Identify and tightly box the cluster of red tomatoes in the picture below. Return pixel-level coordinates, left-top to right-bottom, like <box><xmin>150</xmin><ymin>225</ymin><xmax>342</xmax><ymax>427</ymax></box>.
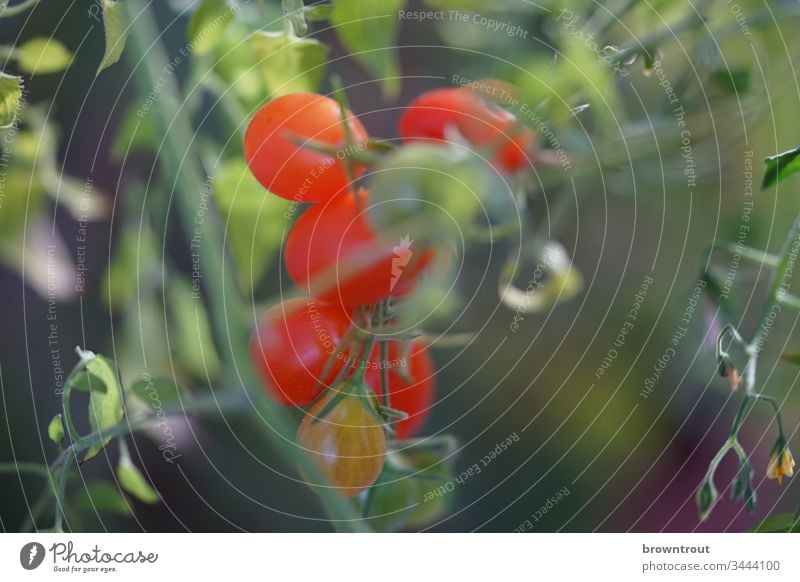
<box><xmin>244</xmin><ymin>85</ymin><xmax>532</xmax><ymax>497</ymax></box>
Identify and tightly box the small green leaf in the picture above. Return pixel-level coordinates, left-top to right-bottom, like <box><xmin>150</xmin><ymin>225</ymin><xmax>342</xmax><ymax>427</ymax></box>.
<box><xmin>131</xmin><ymin>377</ymin><xmax>182</xmax><ymax>408</ymax></box>
<box><xmin>84</xmin><ymin>355</ymin><xmax>124</xmax><ymax>461</ymax></box>
<box><xmin>330</xmin><ymin>0</ymin><xmax>405</xmax><ymax>98</ymax></box>
<box><xmin>304</xmin><ymin>4</ymin><xmax>333</xmax><ymax>21</ymax></box>
<box><xmin>117</xmin><ymin>456</ymin><xmax>160</xmax><ymax>504</ymax></box>
<box><xmin>249</xmin><ymin>28</ymin><xmax>327</xmax><ymax>98</ymax></box>
<box><xmin>214</xmin><ymin>157</ymin><xmax>290</xmax><ymax>292</ymax></box>
<box><xmin>187</xmin><ymin>0</ymin><xmax>234</xmax><ymax>56</ymax></box>
<box><xmin>763</xmin><ymin>146</ymin><xmax>800</xmax><ymax>189</ymax></box>
<box><xmin>77</xmin><ymin>481</ymin><xmax>132</xmax><ymax>516</ymax></box>
<box><xmin>69</xmin><ymin>371</ymin><xmax>108</xmax><ymax>393</ymax></box>
<box><xmin>282</xmin><ymin>0</ymin><xmax>308</xmax><ymax>35</ymax></box>
<box><xmin>16</xmin><ymin>38</ymin><xmax>73</xmax><ymax>75</ymax></box>
<box><xmin>48</xmin><ymin>414</ymin><xmax>64</xmax><ymax>447</ymax></box>
<box><xmin>97</xmin><ymin>0</ymin><xmax>128</xmax><ymax>74</ymax></box>
<box><xmin>0</xmin><ymin>72</ymin><xmax>22</xmax><ymax>129</ymax></box>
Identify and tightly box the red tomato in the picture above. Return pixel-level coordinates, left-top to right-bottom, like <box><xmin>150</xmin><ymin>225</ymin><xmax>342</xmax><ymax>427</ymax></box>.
<box><xmin>284</xmin><ymin>189</ymin><xmax>433</xmax><ymax>309</ymax></box>
<box><xmin>249</xmin><ymin>297</ymin><xmax>353</xmax><ymax>406</ymax></box>
<box><xmin>398</xmin><ymin>87</ymin><xmax>533</xmax><ymax>172</ymax></box>
<box><xmin>365</xmin><ymin>340</ymin><xmax>436</xmax><ymax>439</ymax></box>
<box><xmin>297</xmin><ymin>391</ymin><xmax>387</xmax><ymax>497</ymax></box>
<box><xmin>244</xmin><ymin>93</ymin><xmax>369</xmax><ymax>203</ymax></box>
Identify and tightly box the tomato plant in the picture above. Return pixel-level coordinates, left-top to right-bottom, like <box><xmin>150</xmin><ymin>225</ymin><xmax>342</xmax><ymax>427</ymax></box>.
<box><xmin>4</xmin><ymin>0</ymin><xmax>800</xmax><ymax>538</ymax></box>
<box><xmin>244</xmin><ymin>92</ymin><xmax>369</xmax><ymax>203</ymax></box>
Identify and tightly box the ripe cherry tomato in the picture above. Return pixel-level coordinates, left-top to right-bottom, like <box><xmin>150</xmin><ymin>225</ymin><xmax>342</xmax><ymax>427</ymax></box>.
<box><xmin>249</xmin><ymin>297</ymin><xmax>353</xmax><ymax>406</ymax></box>
<box><xmin>284</xmin><ymin>189</ymin><xmax>434</xmax><ymax>309</ymax></box>
<box><xmin>365</xmin><ymin>340</ymin><xmax>436</xmax><ymax>439</ymax></box>
<box><xmin>398</xmin><ymin>87</ymin><xmax>534</xmax><ymax>172</ymax></box>
<box><xmin>297</xmin><ymin>390</ymin><xmax>387</xmax><ymax>497</ymax></box>
<box><xmin>244</xmin><ymin>93</ymin><xmax>369</xmax><ymax>203</ymax></box>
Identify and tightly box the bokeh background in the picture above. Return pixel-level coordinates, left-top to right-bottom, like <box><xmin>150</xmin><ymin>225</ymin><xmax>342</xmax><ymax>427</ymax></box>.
<box><xmin>1</xmin><ymin>0</ymin><xmax>800</xmax><ymax>532</ymax></box>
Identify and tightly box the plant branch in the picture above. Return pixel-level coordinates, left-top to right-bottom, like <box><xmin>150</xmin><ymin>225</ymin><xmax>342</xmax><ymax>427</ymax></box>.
<box><xmin>123</xmin><ymin>0</ymin><xmax>369</xmax><ymax>531</ymax></box>
<box><xmin>0</xmin><ymin>0</ymin><xmax>41</xmax><ymax>18</ymax></box>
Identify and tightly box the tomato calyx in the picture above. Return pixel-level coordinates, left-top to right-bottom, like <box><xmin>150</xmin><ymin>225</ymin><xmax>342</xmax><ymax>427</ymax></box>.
<box><xmin>283</xmin><ymin>131</ymin><xmax>380</xmax><ymax>166</ymax></box>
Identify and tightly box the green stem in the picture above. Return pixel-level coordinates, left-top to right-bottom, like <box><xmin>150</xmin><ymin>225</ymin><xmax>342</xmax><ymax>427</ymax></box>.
<box><xmin>21</xmin><ymin>387</ymin><xmax>248</xmax><ymax>532</ymax></box>
<box><xmin>751</xmin><ymin>213</ymin><xmax>800</xmax><ymax>351</ymax></box>
<box><xmin>730</xmin><ymin>393</ymin><xmax>753</xmax><ymax>438</ymax></box>
<box><xmin>750</xmin><ymin>394</ymin><xmax>785</xmax><ymax>441</ymax></box>
<box><xmin>123</xmin><ymin>0</ymin><xmax>368</xmax><ymax>531</ymax></box>
<box><xmin>330</xmin><ymin>75</ymin><xmax>357</xmax><ymax>189</ymax></box>
<box><xmin>0</xmin><ymin>0</ymin><xmax>41</xmax><ymax>18</ymax></box>
<box><xmin>710</xmin><ymin>241</ymin><xmax>781</xmax><ymax>268</ymax></box>
<box><xmin>61</xmin><ymin>347</ymin><xmax>93</xmax><ymax>443</ymax></box>
<box><xmin>378</xmin><ymin>301</ymin><xmax>390</xmax><ymax>408</ymax></box>
<box><xmin>611</xmin><ymin>0</ymin><xmax>713</xmax><ymax>66</ymax></box>
<box><xmin>52</xmin><ymin>450</ymin><xmax>73</xmax><ymax>532</ymax></box>
<box><xmin>705</xmin><ymin>440</ymin><xmax>732</xmax><ymax>481</ymax></box>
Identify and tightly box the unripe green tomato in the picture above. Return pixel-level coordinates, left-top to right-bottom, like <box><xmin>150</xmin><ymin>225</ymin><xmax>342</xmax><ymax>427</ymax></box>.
<box><xmin>297</xmin><ymin>391</ymin><xmax>387</xmax><ymax>497</ymax></box>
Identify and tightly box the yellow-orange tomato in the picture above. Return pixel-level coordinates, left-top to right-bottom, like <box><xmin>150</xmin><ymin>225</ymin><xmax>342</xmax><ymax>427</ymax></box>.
<box><xmin>297</xmin><ymin>391</ymin><xmax>386</xmax><ymax>497</ymax></box>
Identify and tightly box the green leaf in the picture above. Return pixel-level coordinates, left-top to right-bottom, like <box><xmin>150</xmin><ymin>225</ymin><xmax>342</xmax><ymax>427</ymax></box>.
<box><xmin>84</xmin><ymin>355</ymin><xmax>124</xmax><ymax>461</ymax></box>
<box><xmin>76</xmin><ymin>481</ymin><xmax>131</xmax><ymax>516</ymax></box>
<box><xmin>48</xmin><ymin>414</ymin><xmax>64</xmax><ymax>447</ymax></box>
<box><xmin>167</xmin><ymin>276</ymin><xmax>221</xmax><ymax>379</ymax></box>
<box><xmin>214</xmin><ymin>157</ymin><xmax>290</xmax><ymax>292</ymax></box>
<box><xmin>330</xmin><ymin>0</ymin><xmax>405</xmax><ymax>98</ymax></box>
<box><xmin>752</xmin><ymin>512</ymin><xmax>797</xmax><ymax>533</ymax></box>
<box><xmin>763</xmin><ymin>147</ymin><xmax>800</xmax><ymax>189</ymax></box>
<box><xmin>131</xmin><ymin>377</ymin><xmax>182</xmax><ymax>408</ymax></box>
<box><xmin>364</xmin><ymin>447</ymin><xmax>455</xmax><ymax>531</ymax></box>
<box><xmin>0</xmin><ymin>72</ymin><xmax>22</xmax><ymax>129</ymax></box>
<box><xmin>187</xmin><ymin>0</ymin><xmax>234</xmax><ymax>56</ymax></box>
<box><xmin>368</xmin><ymin>143</ymin><xmax>490</xmax><ymax>244</ymax></box>
<box><xmin>111</xmin><ymin>101</ymin><xmax>159</xmax><ymax>161</ymax></box>
<box><xmin>117</xmin><ymin>456</ymin><xmax>160</xmax><ymax>504</ymax></box>
<box><xmin>16</xmin><ymin>38</ymin><xmax>73</xmax><ymax>75</ymax></box>
<box><xmin>69</xmin><ymin>371</ymin><xmax>107</xmax><ymax>393</ymax></box>
<box><xmin>249</xmin><ymin>28</ymin><xmax>327</xmax><ymax>98</ymax></box>
<box><xmin>97</xmin><ymin>0</ymin><xmax>129</xmax><ymax>74</ymax></box>
<box><xmin>304</xmin><ymin>4</ymin><xmax>333</xmax><ymax>21</ymax></box>
<box><xmin>282</xmin><ymin>0</ymin><xmax>308</xmax><ymax>35</ymax></box>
